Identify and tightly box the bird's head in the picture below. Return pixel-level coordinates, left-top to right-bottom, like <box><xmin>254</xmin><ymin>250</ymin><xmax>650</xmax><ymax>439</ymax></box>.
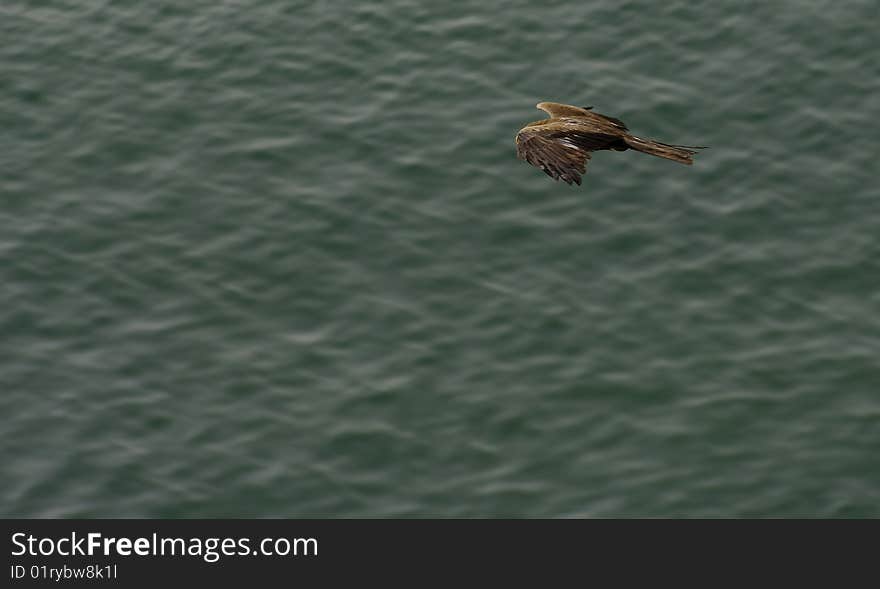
<box><xmin>536</xmin><ymin>102</ymin><xmax>592</xmax><ymax>118</ymax></box>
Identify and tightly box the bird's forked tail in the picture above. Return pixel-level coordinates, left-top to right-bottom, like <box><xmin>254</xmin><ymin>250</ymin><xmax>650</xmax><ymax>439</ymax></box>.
<box><xmin>625</xmin><ymin>135</ymin><xmax>706</xmax><ymax>165</ymax></box>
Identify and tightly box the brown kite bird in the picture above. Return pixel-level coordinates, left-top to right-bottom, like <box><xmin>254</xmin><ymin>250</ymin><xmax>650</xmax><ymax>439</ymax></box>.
<box><xmin>516</xmin><ymin>102</ymin><xmax>705</xmax><ymax>185</ymax></box>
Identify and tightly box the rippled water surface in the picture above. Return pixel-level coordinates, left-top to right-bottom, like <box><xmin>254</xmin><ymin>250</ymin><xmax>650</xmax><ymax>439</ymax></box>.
<box><xmin>2</xmin><ymin>0</ymin><xmax>878</xmax><ymax>516</ymax></box>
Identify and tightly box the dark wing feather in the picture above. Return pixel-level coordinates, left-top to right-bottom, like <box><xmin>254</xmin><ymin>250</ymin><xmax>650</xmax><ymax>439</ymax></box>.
<box><xmin>517</xmin><ymin>131</ymin><xmax>590</xmax><ymax>185</ymax></box>
<box><xmin>516</xmin><ymin>128</ymin><xmax>619</xmax><ymax>185</ymax></box>
<box><xmin>591</xmin><ymin>111</ymin><xmax>628</xmax><ymax>130</ymax></box>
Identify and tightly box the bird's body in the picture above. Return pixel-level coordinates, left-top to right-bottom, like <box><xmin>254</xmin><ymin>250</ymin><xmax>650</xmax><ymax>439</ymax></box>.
<box><xmin>515</xmin><ymin>102</ymin><xmax>705</xmax><ymax>185</ymax></box>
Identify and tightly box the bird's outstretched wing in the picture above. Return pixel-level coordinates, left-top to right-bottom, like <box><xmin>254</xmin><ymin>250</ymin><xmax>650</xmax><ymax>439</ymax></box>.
<box><xmin>516</xmin><ymin>128</ymin><xmax>617</xmax><ymax>185</ymax></box>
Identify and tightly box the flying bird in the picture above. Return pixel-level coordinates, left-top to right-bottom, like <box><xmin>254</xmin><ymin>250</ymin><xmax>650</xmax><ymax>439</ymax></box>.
<box><xmin>515</xmin><ymin>102</ymin><xmax>705</xmax><ymax>185</ymax></box>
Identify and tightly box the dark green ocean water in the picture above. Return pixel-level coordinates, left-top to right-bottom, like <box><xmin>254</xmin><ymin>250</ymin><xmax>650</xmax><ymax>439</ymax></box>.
<box><xmin>2</xmin><ymin>0</ymin><xmax>878</xmax><ymax>517</ymax></box>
